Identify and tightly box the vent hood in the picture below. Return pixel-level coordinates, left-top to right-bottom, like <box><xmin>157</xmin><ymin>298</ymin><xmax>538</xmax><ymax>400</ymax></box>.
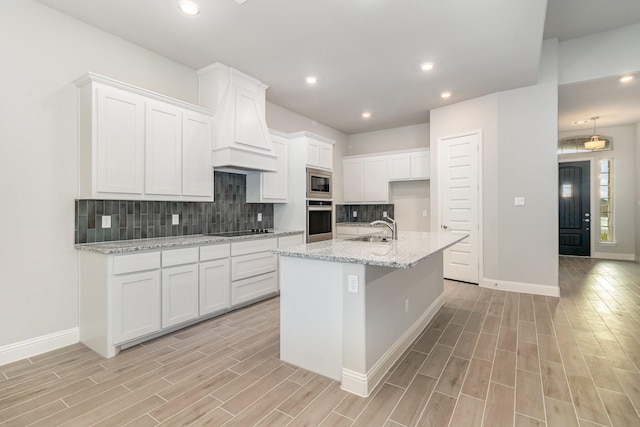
<box><xmin>197</xmin><ymin>63</ymin><xmax>277</xmax><ymax>172</ymax></box>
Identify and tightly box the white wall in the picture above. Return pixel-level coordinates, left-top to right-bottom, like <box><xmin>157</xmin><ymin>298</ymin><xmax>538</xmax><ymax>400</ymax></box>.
<box><xmin>430</xmin><ymin>82</ymin><xmax>559</xmax><ymax>292</ymax></box>
<box><xmin>346</xmin><ymin>123</ymin><xmax>429</xmax><ymax>156</ymax></box>
<box><xmin>0</xmin><ymin>1</ymin><xmax>198</xmax><ymax>349</ymax></box>
<box><xmin>636</xmin><ymin>122</ymin><xmax>640</xmax><ymax>261</ymax></box>
<box><xmin>559</xmin><ymin>23</ymin><xmax>640</xmax><ymax>85</ymax></box>
<box><xmin>560</xmin><ymin>125</ymin><xmax>637</xmax><ymax>259</ymax></box>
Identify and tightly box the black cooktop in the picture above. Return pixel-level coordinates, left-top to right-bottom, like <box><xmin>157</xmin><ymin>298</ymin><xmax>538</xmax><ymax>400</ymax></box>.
<box><xmin>206</xmin><ymin>230</ymin><xmax>273</xmax><ymax>237</ymax></box>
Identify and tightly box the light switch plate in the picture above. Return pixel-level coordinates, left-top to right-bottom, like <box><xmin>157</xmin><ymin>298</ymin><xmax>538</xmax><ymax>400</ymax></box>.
<box><xmin>172</xmin><ymin>214</ymin><xmax>180</xmax><ymax>225</ymax></box>
<box><xmin>383</xmin><ymin>211</ymin><xmax>388</xmax><ymax>218</ymax></box>
<box><xmin>514</xmin><ymin>197</ymin><xmax>525</xmax><ymax>206</ymax></box>
<box><xmin>257</xmin><ymin>213</ymin><xmax>262</xmax><ymax>222</ymax></box>
<box><xmin>353</xmin><ymin>211</ymin><xmax>358</xmax><ymax>218</ymax></box>
<box><xmin>347</xmin><ymin>275</ymin><xmax>359</xmax><ymax>293</ymax></box>
<box><xmin>101</xmin><ymin>215</ymin><xmax>111</xmax><ymax>228</ymax></box>
<box><xmin>422</xmin><ymin>210</ymin><xmax>428</xmax><ymax>217</ymax></box>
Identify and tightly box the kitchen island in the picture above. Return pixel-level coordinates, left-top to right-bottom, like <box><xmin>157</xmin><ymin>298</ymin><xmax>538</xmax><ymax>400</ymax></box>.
<box><xmin>273</xmin><ymin>231</ymin><xmax>467</xmax><ymax>397</ymax></box>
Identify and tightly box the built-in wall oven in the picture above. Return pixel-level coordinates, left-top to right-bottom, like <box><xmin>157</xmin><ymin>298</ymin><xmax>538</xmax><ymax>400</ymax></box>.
<box><xmin>306</xmin><ymin>200</ymin><xmax>333</xmax><ymax>243</ymax></box>
<box><xmin>306</xmin><ymin>168</ymin><xmax>332</xmax><ymax>199</ymax></box>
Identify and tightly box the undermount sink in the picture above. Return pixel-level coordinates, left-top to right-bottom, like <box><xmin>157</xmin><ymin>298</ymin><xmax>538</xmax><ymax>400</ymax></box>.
<box><xmin>349</xmin><ymin>235</ymin><xmax>391</xmax><ymax>243</ymax></box>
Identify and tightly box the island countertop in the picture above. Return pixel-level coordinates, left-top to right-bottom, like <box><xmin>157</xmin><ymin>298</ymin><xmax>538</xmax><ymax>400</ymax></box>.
<box><xmin>273</xmin><ymin>230</ymin><xmax>467</xmax><ymax>268</ymax></box>
<box><xmin>75</xmin><ymin>229</ymin><xmax>303</xmax><ymax>254</ymax></box>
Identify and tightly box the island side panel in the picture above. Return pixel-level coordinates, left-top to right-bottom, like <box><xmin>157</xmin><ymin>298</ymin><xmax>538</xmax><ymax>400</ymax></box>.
<box><xmin>279</xmin><ymin>256</ymin><xmax>344</xmax><ymax>381</ymax></box>
<box><xmin>342</xmin><ymin>251</ymin><xmax>444</xmax><ymax>396</ymax></box>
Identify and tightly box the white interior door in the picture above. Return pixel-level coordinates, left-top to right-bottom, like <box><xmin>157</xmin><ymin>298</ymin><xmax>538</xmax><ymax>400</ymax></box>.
<box><xmin>438</xmin><ymin>133</ymin><xmax>480</xmax><ymax>284</ymax></box>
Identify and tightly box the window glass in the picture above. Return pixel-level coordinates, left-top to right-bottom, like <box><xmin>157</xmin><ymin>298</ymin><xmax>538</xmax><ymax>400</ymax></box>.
<box><xmin>600</xmin><ymin>159</ymin><xmax>612</xmax><ymax>242</ymax></box>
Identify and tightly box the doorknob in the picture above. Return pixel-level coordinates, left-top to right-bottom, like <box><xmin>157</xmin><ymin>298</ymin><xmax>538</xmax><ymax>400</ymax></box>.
<box><xmin>442</xmin><ymin>225</ymin><xmax>448</xmax><ymax>229</ymax></box>
<box><xmin>584</xmin><ymin>219</ymin><xmax>590</xmax><ymax>223</ymax></box>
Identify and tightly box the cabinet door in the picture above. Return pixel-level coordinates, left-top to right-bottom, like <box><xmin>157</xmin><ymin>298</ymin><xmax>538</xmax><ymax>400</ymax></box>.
<box><xmin>411</xmin><ymin>151</ymin><xmax>430</xmax><ymax>179</ymax></box>
<box><xmin>261</xmin><ymin>135</ymin><xmax>288</xmax><ymax>200</ymax></box>
<box><xmin>145</xmin><ymin>101</ymin><xmax>182</xmax><ymax>196</ymax></box>
<box><xmin>200</xmin><ymin>259</ymin><xmax>230</xmax><ymax>316</ymax></box>
<box><xmin>363</xmin><ymin>157</ymin><xmax>389</xmax><ymax>203</ymax></box>
<box><xmin>96</xmin><ymin>86</ymin><xmax>145</xmax><ymax>195</ymax></box>
<box><xmin>113</xmin><ymin>270</ymin><xmax>161</xmax><ymax>344</ymax></box>
<box><xmin>182</xmin><ymin>111</ymin><xmax>213</xmax><ymax>198</ymax></box>
<box><xmin>388</xmin><ymin>154</ymin><xmax>411</xmax><ymax>181</ymax></box>
<box><xmin>306</xmin><ymin>140</ymin><xmax>320</xmax><ymax>167</ymax></box>
<box><xmin>319</xmin><ymin>143</ymin><xmax>333</xmax><ymax>170</ymax></box>
<box><xmin>343</xmin><ymin>158</ymin><xmax>364</xmax><ymax>202</ymax></box>
<box><xmin>161</xmin><ymin>264</ymin><xmax>199</xmax><ymax>328</ymax></box>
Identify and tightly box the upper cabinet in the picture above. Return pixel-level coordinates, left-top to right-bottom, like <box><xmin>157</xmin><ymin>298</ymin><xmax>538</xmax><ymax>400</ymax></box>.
<box><xmin>288</xmin><ymin>132</ymin><xmax>334</xmax><ymax>171</ymax></box>
<box><xmin>246</xmin><ymin>131</ymin><xmax>289</xmax><ymax>203</ymax></box>
<box><xmin>197</xmin><ymin>63</ymin><xmax>277</xmax><ymax>172</ymax></box>
<box><xmin>75</xmin><ymin>73</ymin><xmax>214</xmax><ymax>201</ymax></box>
<box><xmin>388</xmin><ymin>149</ymin><xmax>430</xmax><ymax>181</ymax></box>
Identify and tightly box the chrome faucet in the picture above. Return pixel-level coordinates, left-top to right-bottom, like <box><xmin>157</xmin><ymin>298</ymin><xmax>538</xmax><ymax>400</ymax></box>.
<box><xmin>370</xmin><ymin>215</ymin><xmax>398</xmax><ymax>240</ymax></box>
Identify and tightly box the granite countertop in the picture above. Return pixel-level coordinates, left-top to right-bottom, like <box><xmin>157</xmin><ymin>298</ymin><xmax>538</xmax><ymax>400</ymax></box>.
<box><xmin>76</xmin><ymin>229</ymin><xmax>304</xmax><ymax>254</ymax></box>
<box><xmin>273</xmin><ymin>231</ymin><xmax>467</xmax><ymax>268</ymax></box>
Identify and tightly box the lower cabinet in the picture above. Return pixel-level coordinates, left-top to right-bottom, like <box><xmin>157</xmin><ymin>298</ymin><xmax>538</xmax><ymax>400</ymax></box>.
<box><xmin>161</xmin><ymin>264</ymin><xmax>199</xmax><ymax>328</ymax></box>
<box><xmin>113</xmin><ymin>270</ymin><xmax>161</xmax><ymax>344</ymax></box>
<box><xmin>79</xmin><ymin>235</ymin><xmax>302</xmax><ymax>358</ymax></box>
<box><xmin>199</xmin><ymin>258</ymin><xmax>230</xmax><ymax>316</ymax></box>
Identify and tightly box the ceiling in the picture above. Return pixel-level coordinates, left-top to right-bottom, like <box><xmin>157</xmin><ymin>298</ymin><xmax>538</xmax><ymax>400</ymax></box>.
<box><xmin>35</xmin><ymin>0</ymin><xmax>640</xmax><ymax>135</ymax></box>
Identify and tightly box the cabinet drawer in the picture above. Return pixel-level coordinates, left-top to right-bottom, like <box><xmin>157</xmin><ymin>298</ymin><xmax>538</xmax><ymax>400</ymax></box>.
<box><xmin>231</xmin><ymin>237</ymin><xmax>277</xmax><ymax>256</ymax></box>
<box><xmin>200</xmin><ymin>243</ymin><xmax>230</xmax><ymax>261</ymax></box>
<box><xmin>231</xmin><ymin>272</ymin><xmax>278</xmax><ymax>306</ymax></box>
<box><xmin>113</xmin><ymin>251</ymin><xmax>160</xmax><ymax>275</ymax></box>
<box><xmin>231</xmin><ymin>251</ymin><xmax>277</xmax><ymax>281</ymax></box>
<box><xmin>162</xmin><ymin>247</ymin><xmax>199</xmax><ymax>267</ymax></box>
<box><xmin>278</xmin><ymin>234</ymin><xmax>304</xmax><ymax>248</ymax></box>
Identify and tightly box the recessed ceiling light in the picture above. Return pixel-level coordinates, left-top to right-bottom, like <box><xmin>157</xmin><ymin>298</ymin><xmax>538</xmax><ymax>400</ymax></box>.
<box><xmin>620</xmin><ymin>75</ymin><xmax>634</xmax><ymax>83</ymax></box>
<box><xmin>305</xmin><ymin>76</ymin><xmax>317</xmax><ymax>85</ymax></box>
<box><xmin>179</xmin><ymin>0</ymin><xmax>200</xmax><ymax>15</ymax></box>
<box><xmin>572</xmin><ymin>120</ymin><xmax>590</xmax><ymax>125</ymax></box>
<box><xmin>441</xmin><ymin>92</ymin><xmax>451</xmax><ymax>99</ymax></box>
<box><xmin>420</xmin><ymin>62</ymin><xmax>434</xmax><ymax>71</ymax></box>
<box><xmin>362</xmin><ymin>112</ymin><xmax>371</xmax><ymax>119</ymax></box>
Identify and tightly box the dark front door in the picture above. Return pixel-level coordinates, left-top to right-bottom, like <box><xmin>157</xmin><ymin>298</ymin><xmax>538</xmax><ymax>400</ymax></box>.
<box><xmin>559</xmin><ymin>161</ymin><xmax>591</xmax><ymax>256</ymax></box>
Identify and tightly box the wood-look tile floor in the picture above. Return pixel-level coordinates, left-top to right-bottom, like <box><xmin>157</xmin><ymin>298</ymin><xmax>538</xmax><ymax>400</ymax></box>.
<box><xmin>3</xmin><ymin>256</ymin><xmax>640</xmax><ymax>426</ymax></box>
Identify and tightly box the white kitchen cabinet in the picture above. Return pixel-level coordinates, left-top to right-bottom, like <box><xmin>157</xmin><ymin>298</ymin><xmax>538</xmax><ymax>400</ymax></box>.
<box><xmin>94</xmin><ymin>85</ymin><xmax>145</xmax><ymax>196</ymax></box>
<box><xmin>343</xmin><ymin>158</ymin><xmax>364</xmax><ymax>202</ymax></box>
<box><xmin>199</xmin><ymin>243</ymin><xmax>231</xmax><ymax>316</ymax></box>
<box><xmin>364</xmin><ymin>156</ymin><xmax>388</xmax><ymax>203</ymax></box>
<box><xmin>246</xmin><ymin>131</ymin><xmax>288</xmax><ymax>203</ymax></box>
<box><xmin>145</xmin><ymin>101</ymin><xmax>182</xmax><ymax>196</ymax></box>
<box><xmin>388</xmin><ymin>150</ymin><xmax>430</xmax><ymax>181</ymax></box>
<box><xmin>306</xmin><ymin>136</ymin><xmax>333</xmax><ymax>170</ymax></box>
<box><xmin>278</xmin><ymin>234</ymin><xmax>305</xmax><ymax>248</ymax></box>
<box><xmin>161</xmin><ymin>264</ymin><xmax>199</xmax><ymax>328</ymax></box>
<box><xmin>230</xmin><ymin>237</ymin><xmax>278</xmax><ymax>307</ymax></box>
<box><xmin>113</xmin><ymin>271</ymin><xmax>161</xmax><ymax>344</ymax></box>
<box><xmin>75</xmin><ymin>73</ymin><xmax>213</xmax><ymax>201</ymax></box>
<box><xmin>182</xmin><ymin>111</ymin><xmax>213</xmax><ymax>198</ymax></box>
<box><xmin>342</xmin><ymin>156</ymin><xmax>388</xmax><ymax>203</ymax></box>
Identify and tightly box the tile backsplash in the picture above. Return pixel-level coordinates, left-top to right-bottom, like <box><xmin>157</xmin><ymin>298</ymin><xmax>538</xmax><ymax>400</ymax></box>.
<box><xmin>75</xmin><ymin>172</ymin><xmax>274</xmax><ymax>244</ymax></box>
<box><xmin>336</xmin><ymin>204</ymin><xmax>395</xmax><ymax>223</ymax></box>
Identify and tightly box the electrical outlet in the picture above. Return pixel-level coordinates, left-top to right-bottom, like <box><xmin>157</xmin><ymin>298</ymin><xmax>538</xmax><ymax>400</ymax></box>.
<box><xmin>101</xmin><ymin>215</ymin><xmax>111</xmax><ymax>228</ymax></box>
<box><xmin>422</xmin><ymin>210</ymin><xmax>427</xmax><ymax>217</ymax></box>
<box><xmin>257</xmin><ymin>213</ymin><xmax>262</xmax><ymax>222</ymax></box>
<box><xmin>383</xmin><ymin>211</ymin><xmax>388</xmax><ymax>218</ymax></box>
<box><xmin>352</xmin><ymin>211</ymin><xmax>357</xmax><ymax>218</ymax></box>
<box><xmin>172</xmin><ymin>214</ymin><xmax>180</xmax><ymax>225</ymax></box>
<box><xmin>514</xmin><ymin>196</ymin><xmax>525</xmax><ymax>206</ymax></box>
<box><xmin>347</xmin><ymin>275</ymin><xmax>359</xmax><ymax>293</ymax></box>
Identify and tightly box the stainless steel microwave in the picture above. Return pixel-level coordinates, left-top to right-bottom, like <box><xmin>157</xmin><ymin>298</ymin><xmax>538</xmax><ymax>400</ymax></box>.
<box><xmin>306</xmin><ymin>167</ymin><xmax>332</xmax><ymax>199</ymax></box>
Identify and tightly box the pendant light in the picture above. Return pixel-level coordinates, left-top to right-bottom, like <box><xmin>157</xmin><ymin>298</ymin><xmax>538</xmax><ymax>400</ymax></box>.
<box><xmin>584</xmin><ymin>116</ymin><xmax>605</xmax><ymax>150</ymax></box>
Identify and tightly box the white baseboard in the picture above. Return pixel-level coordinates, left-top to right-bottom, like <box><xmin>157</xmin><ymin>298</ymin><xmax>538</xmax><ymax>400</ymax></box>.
<box><xmin>481</xmin><ymin>278</ymin><xmax>560</xmax><ymax>297</ymax></box>
<box><xmin>0</xmin><ymin>328</ymin><xmax>79</xmax><ymax>367</ymax></box>
<box><xmin>341</xmin><ymin>293</ymin><xmax>444</xmax><ymax>397</ymax></box>
<box><xmin>592</xmin><ymin>252</ymin><xmax>635</xmax><ymax>261</ymax></box>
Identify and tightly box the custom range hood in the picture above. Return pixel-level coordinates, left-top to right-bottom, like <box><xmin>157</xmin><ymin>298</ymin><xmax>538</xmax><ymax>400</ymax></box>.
<box><xmin>197</xmin><ymin>62</ymin><xmax>277</xmax><ymax>171</ymax></box>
